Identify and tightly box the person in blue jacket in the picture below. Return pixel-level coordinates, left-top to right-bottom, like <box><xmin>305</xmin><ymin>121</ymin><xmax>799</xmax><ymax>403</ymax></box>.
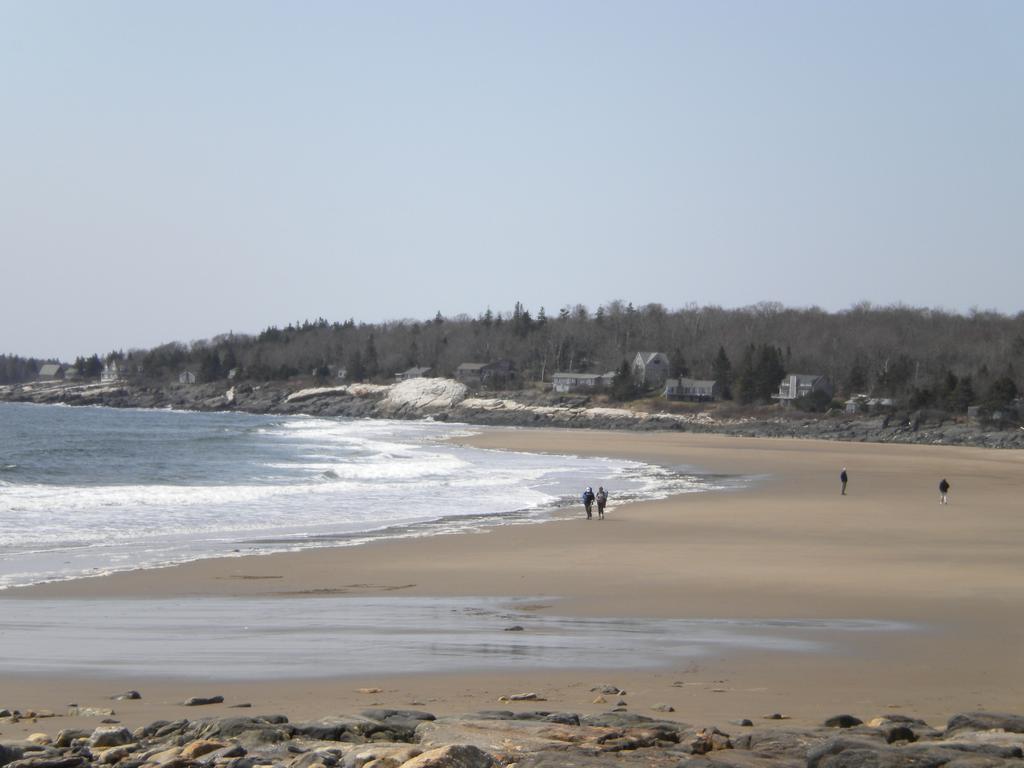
<box><xmin>581</xmin><ymin>486</ymin><xmax>595</xmax><ymax>519</ymax></box>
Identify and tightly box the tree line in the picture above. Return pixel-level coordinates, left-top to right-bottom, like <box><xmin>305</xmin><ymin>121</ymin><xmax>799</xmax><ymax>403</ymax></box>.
<box><xmin>6</xmin><ymin>301</ymin><xmax>1024</xmax><ymax>413</ymax></box>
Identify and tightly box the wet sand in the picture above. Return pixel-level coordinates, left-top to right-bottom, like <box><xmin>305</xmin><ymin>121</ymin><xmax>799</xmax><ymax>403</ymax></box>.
<box><xmin>2</xmin><ymin>429</ymin><xmax>1022</xmax><ymax>737</ymax></box>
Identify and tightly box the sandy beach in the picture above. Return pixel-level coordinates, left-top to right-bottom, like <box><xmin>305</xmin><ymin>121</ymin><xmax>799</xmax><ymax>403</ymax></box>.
<box><xmin>2</xmin><ymin>428</ymin><xmax>1023</xmax><ymax>739</ymax></box>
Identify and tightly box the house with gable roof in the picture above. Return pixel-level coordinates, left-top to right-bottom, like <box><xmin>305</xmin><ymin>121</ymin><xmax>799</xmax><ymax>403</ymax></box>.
<box><xmin>772</xmin><ymin>373</ymin><xmax>833</xmax><ymax>406</ymax></box>
<box><xmin>631</xmin><ymin>351</ymin><xmax>671</xmax><ymax>388</ymax></box>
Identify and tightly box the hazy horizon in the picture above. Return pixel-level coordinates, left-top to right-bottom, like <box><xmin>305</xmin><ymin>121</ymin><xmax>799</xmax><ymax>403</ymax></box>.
<box><xmin>3</xmin><ymin>2</ymin><xmax>1022</xmax><ymax>361</ymax></box>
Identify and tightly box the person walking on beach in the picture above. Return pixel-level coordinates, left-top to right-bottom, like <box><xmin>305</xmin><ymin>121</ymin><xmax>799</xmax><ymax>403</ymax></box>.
<box><xmin>595</xmin><ymin>486</ymin><xmax>608</xmax><ymax>519</ymax></box>
<box><xmin>939</xmin><ymin>478</ymin><xmax>951</xmax><ymax>504</ymax></box>
<box><xmin>582</xmin><ymin>486</ymin><xmax>595</xmax><ymax>519</ymax></box>
<box><xmin>840</xmin><ymin>467</ymin><xmax>848</xmax><ymax>496</ymax></box>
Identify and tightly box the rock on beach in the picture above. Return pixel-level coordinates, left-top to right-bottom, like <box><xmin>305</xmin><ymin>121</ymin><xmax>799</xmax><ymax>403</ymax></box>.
<box><xmin>4</xmin><ymin>709</ymin><xmax>1024</xmax><ymax>768</ymax></box>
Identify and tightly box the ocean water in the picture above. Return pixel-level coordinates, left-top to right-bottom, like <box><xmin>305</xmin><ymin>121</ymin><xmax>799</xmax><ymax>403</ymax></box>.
<box><xmin>0</xmin><ymin>403</ymin><xmax>737</xmax><ymax>590</ymax></box>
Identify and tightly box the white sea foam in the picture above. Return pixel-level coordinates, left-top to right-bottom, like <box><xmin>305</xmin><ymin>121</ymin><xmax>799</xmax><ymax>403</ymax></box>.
<box><xmin>0</xmin><ymin>404</ymin><xmax>746</xmax><ymax>589</ymax></box>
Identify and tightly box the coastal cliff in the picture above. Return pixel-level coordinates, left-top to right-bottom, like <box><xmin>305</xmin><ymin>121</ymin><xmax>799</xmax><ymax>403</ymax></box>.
<box><xmin>3</xmin><ymin>378</ymin><xmax>1022</xmax><ymax>449</ymax></box>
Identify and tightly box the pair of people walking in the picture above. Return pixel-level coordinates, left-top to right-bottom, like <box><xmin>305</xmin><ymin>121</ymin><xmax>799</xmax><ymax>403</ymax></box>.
<box><xmin>839</xmin><ymin>468</ymin><xmax>952</xmax><ymax>504</ymax></box>
<box><xmin>581</xmin><ymin>486</ymin><xmax>608</xmax><ymax>519</ymax></box>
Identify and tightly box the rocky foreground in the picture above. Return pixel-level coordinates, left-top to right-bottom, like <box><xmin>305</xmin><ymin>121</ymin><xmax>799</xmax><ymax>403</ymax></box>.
<box><xmin>3</xmin><ymin>706</ymin><xmax>1024</xmax><ymax>768</ymax></box>
<box><xmin>4</xmin><ymin>377</ymin><xmax>1023</xmax><ymax>449</ymax></box>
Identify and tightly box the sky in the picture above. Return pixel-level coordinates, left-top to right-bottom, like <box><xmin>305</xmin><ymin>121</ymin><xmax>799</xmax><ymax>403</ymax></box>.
<box><xmin>2</xmin><ymin>2</ymin><xmax>1022</xmax><ymax>361</ymax></box>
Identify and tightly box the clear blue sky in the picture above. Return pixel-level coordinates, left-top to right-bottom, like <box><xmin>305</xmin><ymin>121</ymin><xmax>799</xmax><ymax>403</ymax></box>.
<box><xmin>2</xmin><ymin>2</ymin><xmax>1022</xmax><ymax>361</ymax></box>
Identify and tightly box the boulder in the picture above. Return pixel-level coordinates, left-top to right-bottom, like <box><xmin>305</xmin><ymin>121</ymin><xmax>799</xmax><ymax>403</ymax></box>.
<box><xmin>0</xmin><ymin>745</ymin><xmax>25</xmax><ymax>768</ymax></box>
<box><xmin>378</xmin><ymin>379</ymin><xmax>468</xmax><ymax>414</ymax></box>
<box><xmin>89</xmin><ymin>729</ymin><xmax>133</xmax><ymax>749</ymax></box>
<box><xmin>415</xmin><ymin>718</ymin><xmax>618</xmax><ymax>756</ymax></box>
<box><xmin>730</xmin><ymin>729</ymin><xmax>832</xmax><ymax>760</ymax></box>
<box><xmin>141</xmin><ymin>748</ymin><xmax>181</xmax><ymax>766</ymax></box>
<box><xmin>152</xmin><ymin>722</ymin><xmax>189</xmax><ymax>739</ymax></box>
<box><xmin>98</xmin><ymin>746</ymin><xmax>134</xmax><ymax>765</ymax></box>
<box><xmin>198</xmin><ymin>744</ymin><xmax>246</xmax><ymax>762</ymax></box>
<box><xmin>882</xmin><ymin>725</ymin><xmax>917</xmax><ymax>744</ymax></box>
<box><xmin>806</xmin><ymin>736</ymin><xmax>892</xmax><ymax>768</ymax></box>
<box><xmin>823</xmin><ymin>715</ymin><xmax>863</xmax><ymax>729</ymax></box>
<box><xmin>182</xmin><ymin>697</ymin><xmax>224</xmax><ymax>707</ymax></box>
<box><xmin>111</xmin><ymin>693</ymin><xmax>141</xmax><ymax>702</ymax></box>
<box><xmin>397</xmin><ymin>745</ymin><xmax>493</xmax><ymax>768</ymax></box>
<box><xmin>4</xmin><ymin>758</ymin><xmax>87</xmax><ymax>768</ymax></box>
<box><xmin>292</xmin><ymin>716</ymin><xmax>422</xmax><ymax>744</ymax></box>
<box><xmin>808</xmin><ymin>735</ymin><xmax>1023</xmax><ymax>768</ymax></box>
<box><xmin>946</xmin><ymin>712</ymin><xmax>1024</xmax><ymax>735</ymax></box>
<box><xmin>190</xmin><ymin>717</ymin><xmax>291</xmax><ymax>745</ymax></box>
<box><xmin>54</xmin><ymin>731</ymin><xmax>91</xmax><ymax>749</ymax></box>
<box><xmin>337</xmin><ymin>742</ymin><xmax>421</xmax><ymax>768</ymax></box>
<box><xmin>686</xmin><ymin>727</ymin><xmax>733</xmax><ymax>756</ymax></box>
<box><xmin>179</xmin><ymin>741</ymin><xmax>227</xmax><ymax>760</ymax></box>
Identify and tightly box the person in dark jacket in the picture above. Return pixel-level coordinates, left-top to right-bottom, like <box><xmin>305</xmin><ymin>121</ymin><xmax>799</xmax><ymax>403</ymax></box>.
<box><xmin>939</xmin><ymin>478</ymin><xmax>950</xmax><ymax>504</ymax></box>
<box><xmin>582</xmin><ymin>487</ymin><xmax>595</xmax><ymax>519</ymax></box>
<box><xmin>595</xmin><ymin>487</ymin><xmax>608</xmax><ymax>519</ymax></box>
<box><xmin>840</xmin><ymin>467</ymin><xmax>848</xmax><ymax>495</ymax></box>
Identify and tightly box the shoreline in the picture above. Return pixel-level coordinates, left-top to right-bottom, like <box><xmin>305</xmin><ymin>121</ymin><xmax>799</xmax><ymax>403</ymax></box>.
<box><xmin>2</xmin><ymin>427</ymin><xmax>1023</xmax><ymax>738</ymax></box>
<box><xmin>5</xmin><ymin>379</ymin><xmax>1024</xmax><ymax>449</ymax></box>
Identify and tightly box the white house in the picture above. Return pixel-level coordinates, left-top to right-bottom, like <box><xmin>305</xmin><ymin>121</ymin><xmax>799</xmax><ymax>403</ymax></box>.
<box><xmin>178</xmin><ymin>370</ymin><xmax>197</xmax><ymax>385</ymax></box>
<box><xmin>101</xmin><ymin>361</ymin><xmax>124</xmax><ymax>383</ymax></box>
<box><xmin>632</xmin><ymin>352</ymin><xmax>671</xmax><ymax>388</ymax></box>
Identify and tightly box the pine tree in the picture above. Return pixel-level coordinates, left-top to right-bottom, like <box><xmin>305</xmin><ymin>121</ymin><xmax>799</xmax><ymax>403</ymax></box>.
<box><xmin>363</xmin><ymin>334</ymin><xmax>379</xmax><ymax>379</ymax></box>
<box><xmin>712</xmin><ymin>346</ymin><xmax>733</xmax><ymax>400</ymax></box>
<box><xmin>735</xmin><ymin>345</ymin><xmax>757</xmax><ymax>404</ymax></box>
<box><xmin>346</xmin><ymin>348</ymin><xmax>365</xmax><ymax>382</ymax></box>
<box><xmin>952</xmin><ymin>376</ymin><xmax>975</xmax><ymax>413</ymax></box>
<box><xmin>611</xmin><ymin>360</ymin><xmax>635</xmax><ymax>401</ymax></box>
<box><xmin>670</xmin><ymin>348</ymin><xmax>690</xmax><ymax>378</ymax></box>
<box><xmin>754</xmin><ymin>345</ymin><xmax>786</xmax><ymax>402</ymax></box>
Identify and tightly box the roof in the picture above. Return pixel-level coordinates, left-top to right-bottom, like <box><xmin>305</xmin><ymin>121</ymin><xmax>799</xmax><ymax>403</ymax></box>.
<box><xmin>38</xmin><ymin>363</ymin><xmax>62</xmax><ymax>376</ymax></box>
<box><xmin>634</xmin><ymin>351</ymin><xmax>668</xmax><ymax>364</ymax></box>
<box><xmin>456</xmin><ymin>362</ymin><xmax>488</xmax><ymax>372</ymax></box>
<box><xmin>787</xmin><ymin>373</ymin><xmax>826</xmax><ymax>384</ymax></box>
<box><xmin>400</xmin><ymin>366</ymin><xmax>431</xmax><ymax>376</ymax></box>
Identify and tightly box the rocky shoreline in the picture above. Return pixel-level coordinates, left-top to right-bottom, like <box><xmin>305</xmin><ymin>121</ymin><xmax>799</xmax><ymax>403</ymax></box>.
<box><xmin>3</xmin><ymin>378</ymin><xmax>1023</xmax><ymax>449</ymax></box>
<box><xmin>3</xmin><ymin>703</ymin><xmax>1024</xmax><ymax>768</ymax></box>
